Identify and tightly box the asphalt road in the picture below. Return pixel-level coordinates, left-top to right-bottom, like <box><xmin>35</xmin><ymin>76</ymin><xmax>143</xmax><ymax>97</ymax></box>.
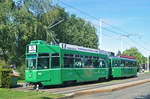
<box><xmin>13</xmin><ymin>73</ymin><xmax>150</xmax><ymax>95</ymax></box>
<box><xmin>40</xmin><ymin>73</ymin><xmax>150</xmax><ymax>94</ymax></box>
<box><xmin>71</xmin><ymin>82</ymin><xmax>150</xmax><ymax>99</ymax></box>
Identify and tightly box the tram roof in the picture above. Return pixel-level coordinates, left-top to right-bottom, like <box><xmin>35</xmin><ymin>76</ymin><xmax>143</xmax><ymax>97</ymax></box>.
<box><xmin>28</xmin><ymin>40</ymin><xmax>113</xmax><ymax>56</ymax></box>
<box><xmin>59</xmin><ymin>43</ymin><xmax>110</xmax><ymax>55</ymax></box>
<box><xmin>109</xmin><ymin>56</ymin><xmax>136</xmax><ymax>61</ymax></box>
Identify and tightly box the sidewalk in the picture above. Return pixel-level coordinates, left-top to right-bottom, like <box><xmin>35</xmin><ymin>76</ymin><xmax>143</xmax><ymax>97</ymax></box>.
<box><xmin>58</xmin><ymin>78</ymin><xmax>150</xmax><ymax>99</ymax></box>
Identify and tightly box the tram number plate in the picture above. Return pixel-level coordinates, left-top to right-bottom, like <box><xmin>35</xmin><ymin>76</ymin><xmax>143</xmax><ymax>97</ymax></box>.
<box><xmin>29</xmin><ymin>45</ymin><xmax>36</xmax><ymax>53</ymax></box>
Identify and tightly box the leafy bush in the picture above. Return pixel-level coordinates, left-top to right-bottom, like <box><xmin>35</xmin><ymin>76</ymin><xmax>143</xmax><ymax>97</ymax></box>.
<box><xmin>17</xmin><ymin>64</ymin><xmax>25</xmax><ymax>80</ymax></box>
<box><xmin>0</xmin><ymin>60</ymin><xmax>9</xmax><ymax>69</ymax></box>
<box><xmin>0</xmin><ymin>60</ymin><xmax>11</xmax><ymax>88</ymax></box>
<box><xmin>0</xmin><ymin>69</ymin><xmax>11</xmax><ymax>88</ymax></box>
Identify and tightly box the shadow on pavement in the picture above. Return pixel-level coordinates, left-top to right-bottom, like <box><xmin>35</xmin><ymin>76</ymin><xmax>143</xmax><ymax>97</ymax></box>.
<box><xmin>135</xmin><ymin>94</ymin><xmax>150</xmax><ymax>99</ymax></box>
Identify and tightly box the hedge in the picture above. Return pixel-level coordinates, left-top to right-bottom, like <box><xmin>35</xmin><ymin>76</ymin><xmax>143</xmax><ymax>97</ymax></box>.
<box><xmin>0</xmin><ymin>69</ymin><xmax>11</xmax><ymax>88</ymax></box>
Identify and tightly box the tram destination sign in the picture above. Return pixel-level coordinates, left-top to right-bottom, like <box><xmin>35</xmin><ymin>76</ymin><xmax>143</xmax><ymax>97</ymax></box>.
<box><xmin>28</xmin><ymin>45</ymin><xmax>37</xmax><ymax>53</ymax></box>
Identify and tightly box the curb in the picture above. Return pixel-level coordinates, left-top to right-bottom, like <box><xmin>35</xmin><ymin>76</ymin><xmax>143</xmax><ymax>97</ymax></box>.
<box><xmin>57</xmin><ymin>78</ymin><xmax>150</xmax><ymax>99</ymax></box>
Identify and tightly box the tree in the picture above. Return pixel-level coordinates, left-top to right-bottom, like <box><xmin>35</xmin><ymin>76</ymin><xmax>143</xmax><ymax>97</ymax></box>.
<box><xmin>116</xmin><ymin>50</ymin><xmax>121</xmax><ymax>56</ymax></box>
<box><xmin>52</xmin><ymin>14</ymin><xmax>98</xmax><ymax>49</ymax></box>
<box><xmin>122</xmin><ymin>47</ymin><xmax>146</xmax><ymax>68</ymax></box>
<box><xmin>0</xmin><ymin>0</ymin><xmax>98</xmax><ymax>67</ymax></box>
<box><xmin>0</xmin><ymin>0</ymin><xmax>16</xmax><ymax>62</ymax></box>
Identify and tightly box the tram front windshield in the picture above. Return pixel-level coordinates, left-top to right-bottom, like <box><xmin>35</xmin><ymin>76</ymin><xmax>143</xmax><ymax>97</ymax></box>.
<box><xmin>26</xmin><ymin>54</ymin><xmax>37</xmax><ymax>69</ymax></box>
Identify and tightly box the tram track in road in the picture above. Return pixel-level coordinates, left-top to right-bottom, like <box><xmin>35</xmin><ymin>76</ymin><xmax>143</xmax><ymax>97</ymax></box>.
<box><xmin>39</xmin><ymin>73</ymin><xmax>150</xmax><ymax>94</ymax></box>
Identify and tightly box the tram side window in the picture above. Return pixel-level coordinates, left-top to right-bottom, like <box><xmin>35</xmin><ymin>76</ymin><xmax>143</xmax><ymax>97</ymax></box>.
<box><xmin>93</xmin><ymin>59</ymin><xmax>99</xmax><ymax>68</ymax></box>
<box><xmin>98</xmin><ymin>59</ymin><xmax>106</xmax><ymax>68</ymax></box>
<box><xmin>74</xmin><ymin>55</ymin><xmax>84</xmax><ymax>68</ymax></box>
<box><xmin>131</xmin><ymin>61</ymin><xmax>133</xmax><ymax>67</ymax></box>
<box><xmin>130</xmin><ymin>61</ymin><xmax>135</xmax><ymax>67</ymax></box>
<box><xmin>120</xmin><ymin>60</ymin><xmax>125</xmax><ymax>67</ymax></box>
<box><xmin>113</xmin><ymin>60</ymin><xmax>117</xmax><ymax>67</ymax></box>
<box><xmin>127</xmin><ymin>61</ymin><xmax>130</xmax><ymax>67</ymax></box>
<box><xmin>64</xmin><ymin>54</ymin><xmax>74</xmax><ymax>68</ymax></box>
<box><xmin>84</xmin><ymin>56</ymin><xmax>93</xmax><ymax>68</ymax></box>
<box><xmin>125</xmin><ymin>61</ymin><xmax>129</xmax><ymax>67</ymax></box>
<box><xmin>129</xmin><ymin>61</ymin><xmax>132</xmax><ymax>67</ymax></box>
<box><xmin>117</xmin><ymin>61</ymin><xmax>120</xmax><ymax>67</ymax></box>
<box><xmin>99</xmin><ymin>60</ymin><xmax>102</xmax><ymax>68</ymax></box>
<box><xmin>51</xmin><ymin>53</ymin><xmax>60</xmax><ymax>68</ymax></box>
<box><xmin>109</xmin><ymin>59</ymin><xmax>112</xmax><ymax>68</ymax></box>
<box><xmin>113</xmin><ymin>60</ymin><xmax>120</xmax><ymax>67</ymax></box>
<box><xmin>118</xmin><ymin>61</ymin><xmax>121</xmax><ymax>66</ymax></box>
<box><xmin>133</xmin><ymin>62</ymin><xmax>137</xmax><ymax>67</ymax></box>
<box><xmin>73</xmin><ymin>55</ymin><xmax>107</xmax><ymax>68</ymax></box>
<box><xmin>74</xmin><ymin>58</ymin><xmax>82</xmax><ymax>68</ymax></box>
<box><xmin>135</xmin><ymin>62</ymin><xmax>137</xmax><ymax>67</ymax></box>
<box><xmin>37</xmin><ymin>53</ymin><xmax>49</xmax><ymax>69</ymax></box>
<box><xmin>128</xmin><ymin>61</ymin><xmax>132</xmax><ymax>67</ymax></box>
<box><xmin>102</xmin><ymin>60</ymin><xmax>106</xmax><ymax>68</ymax></box>
<box><xmin>112</xmin><ymin>61</ymin><xmax>115</xmax><ymax>67</ymax></box>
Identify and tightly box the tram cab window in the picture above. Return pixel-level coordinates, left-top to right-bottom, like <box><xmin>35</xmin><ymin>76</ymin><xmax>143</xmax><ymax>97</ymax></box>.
<box><xmin>26</xmin><ymin>54</ymin><xmax>37</xmax><ymax>69</ymax></box>
<box><xmin>51</xmin><ymin>53</ymin><xmax>60</xmax><ymax>68</ymax></box>
<box><xmin>37</xmin><ymin>53</ymin><xmax>49</xmax><ymax>69</ymax></box>
<box><xmin>27</xmin><ymin>59</ymin><xmax>36</xmax><ymax>69</ymax></box>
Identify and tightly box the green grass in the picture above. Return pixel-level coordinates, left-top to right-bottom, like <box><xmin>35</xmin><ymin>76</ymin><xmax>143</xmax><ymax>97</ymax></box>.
<box><xmin>17</xmin><ymin>80</ymin><xmax>25</xmax><ymax>83</ymax></box>
<box><xmin>144</xmin><ymin>71</ymin><xmax>150</xmax><ymax>74</ymax></box>
<box><xmin>0</xmin><ymin>88</ymin><xmax>64</xmax><ymax>99</ymax></box>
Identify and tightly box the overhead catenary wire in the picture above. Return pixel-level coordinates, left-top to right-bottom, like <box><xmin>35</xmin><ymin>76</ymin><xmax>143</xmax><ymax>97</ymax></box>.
<box><xmin>58</xmin><ymin>0</ymin><xmax>130</xmax><ymax>35</ymax></box>
<box><xmin>57</xmin><ymin>0</ymin><xmax>150</xmax><ymax>53</ymax></box>
<box><xmin>83</xmin><ymin>16</ymin><xmax>150</xmax><ymax>53</ymax></box>
<box><xmin>102</xmin><ymin>27</ymin><xmax>150</xmax><ymax>53</ymax></box>
<box><xmin>102</xmin><ymin>25</ymin><xmax>150</xmax><ymax>52</ymax></box>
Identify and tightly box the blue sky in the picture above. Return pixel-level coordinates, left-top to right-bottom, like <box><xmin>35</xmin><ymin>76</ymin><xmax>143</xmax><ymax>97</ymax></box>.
<box><xmin>56</xmin><ymin>0</ymin><xmax>150</xmax><ymax>56</ymax></box>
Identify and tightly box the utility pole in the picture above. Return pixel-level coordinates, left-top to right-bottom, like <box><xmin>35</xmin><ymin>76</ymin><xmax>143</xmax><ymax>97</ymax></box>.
<box><xmin>147</xmin><ymin>56</ymin><xmax>149</xmax><ymax>72</ymax></box>
<box><xmin>120</xmin><ymin>36</ymin><xmax>123</xmax><ymax>53</ymax></box>
<box><xmin>120</xmin><ymin>33</ymin><xmax>142</xmax><ymax>52</ymax></box>
<box><xmin>99</xmin><ymin>19</ymin><xmax>102</xmax><ymax>50</ymax></box>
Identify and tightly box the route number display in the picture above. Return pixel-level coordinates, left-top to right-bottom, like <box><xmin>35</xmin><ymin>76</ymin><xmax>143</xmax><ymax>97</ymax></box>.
<box><xmin>29</xmin><ymin>45</ymin><xmax>36</xmax><ymax>53</ymax></box>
